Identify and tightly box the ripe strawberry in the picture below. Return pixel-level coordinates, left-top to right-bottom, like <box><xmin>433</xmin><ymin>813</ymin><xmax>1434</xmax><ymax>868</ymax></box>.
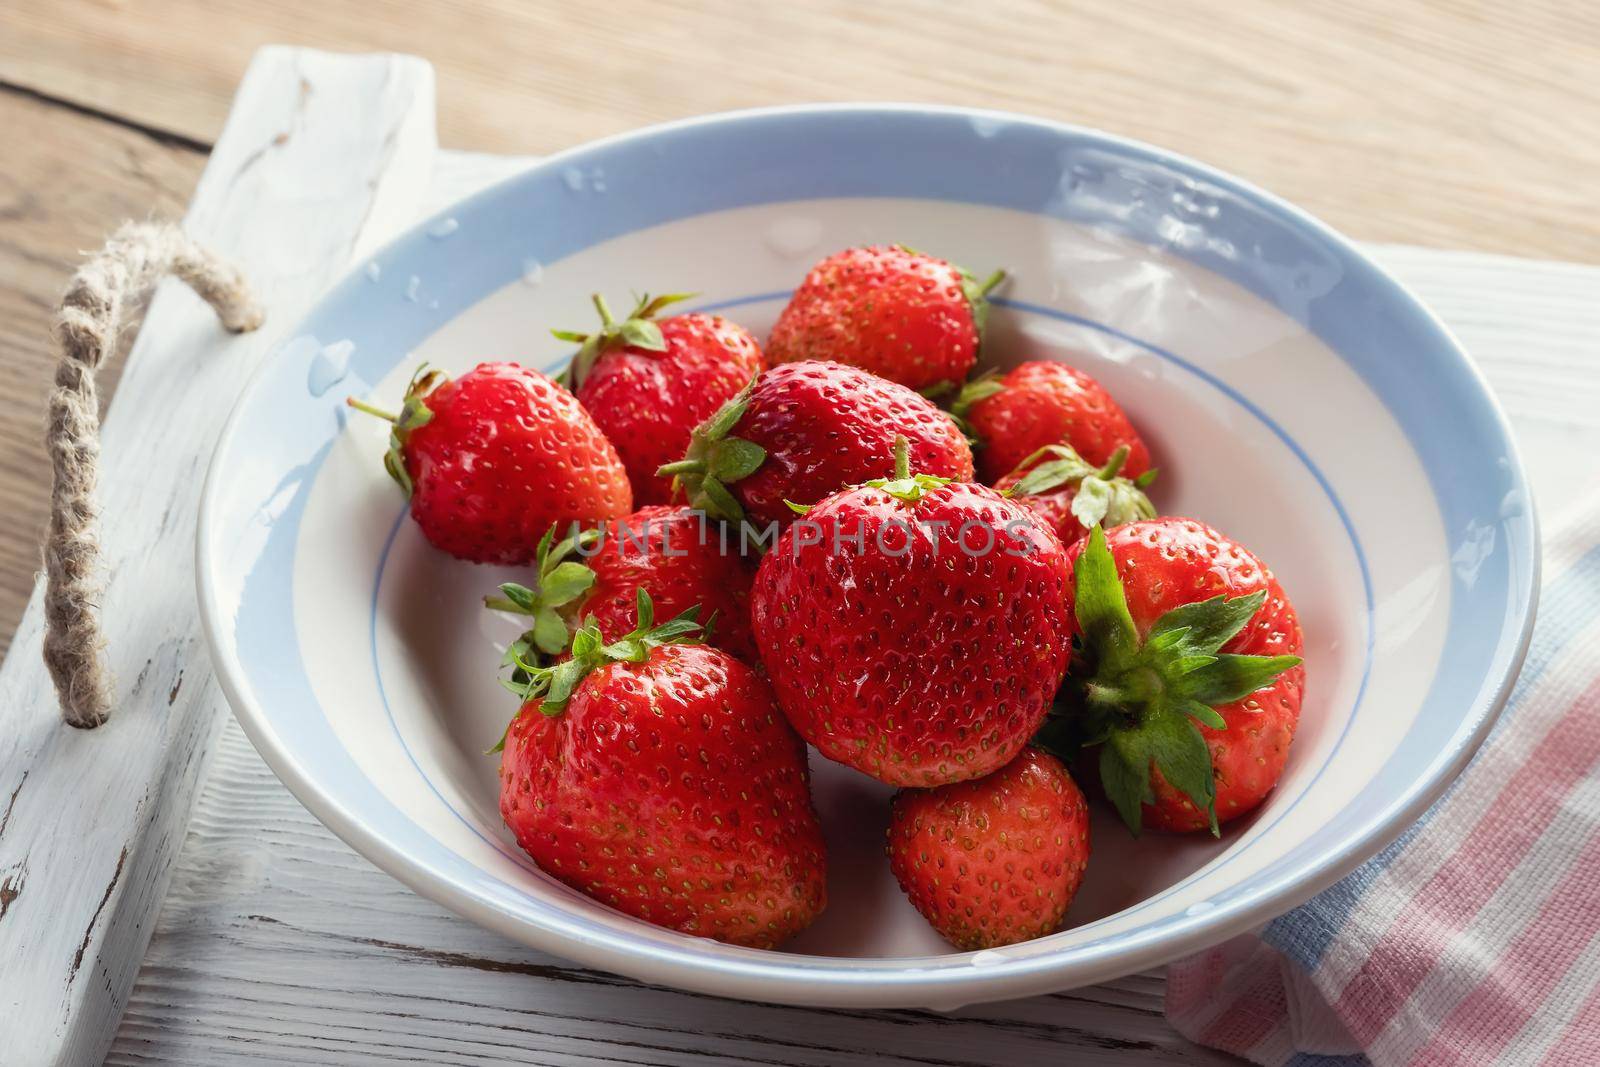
<box><xmin>888</xmin><ymin>747</ymin><xmax>1090</xmax><ymax>949</ymax></box>
<box><xmin>766</xmin><ymin>245</ymin><xmax>1004</xmax><ymax>392</ymax></box>
<box><xmin>497</xmin><ymin>592</ymin><xmax>827</xmax><ymax>948</ymax></box>
<box><xmin>960</xmin><ymin>360</ymin><xmax>1152</xmax><ymax>484</ymax></box>
<box><xmin>661</xmin><ymin>361</ymin><xmax>974</xmax><ymax>530</ymax></box>
<box><xmin>347</xmin><ymin>362</ymin><xmax>631</xmax><ymax>564</ymax></box>
<box><xmin>751</xmin><ymin>439</ymin><xmax>1074</xmax><ymax>787</ymax></box>
<box><xmin>561</xmin><ymin>294</ymin><xmax>764</xmax><ymax>505</ymax></box>
<box><xmin>1042</xmin><ymin>520</ymin><xmax>1304</xmax><ymax>834</ymax></box>
<box><xmin>577</xmin><ymin>506</ymin><xmax>758</xmax><ymax>661</ymax></box>
<box><xmin>995</xmin><ymin>444</ymin><xmax>1156</xmax><ymax>548</ymax></box>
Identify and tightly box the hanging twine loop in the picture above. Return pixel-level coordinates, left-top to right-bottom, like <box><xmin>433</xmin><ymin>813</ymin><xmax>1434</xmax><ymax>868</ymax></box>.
<box><xmin>44</xmin><ymin>221</ymin><xmax>264</xmax><ymax>729</ymax></box>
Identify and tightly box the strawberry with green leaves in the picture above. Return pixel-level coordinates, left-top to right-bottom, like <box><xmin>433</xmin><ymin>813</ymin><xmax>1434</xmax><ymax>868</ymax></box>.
<box><xmin>997</xmin><ymin>443</ymin><xmax>1157</xmax><ymax>547</ymax></box>
<box><xmin>888</xmin><ymin>747</ymin><xmax>1091</xmax><ymax>950</ymax></box>
<box><xmin>751</xmin><ymin>438</ymin><xmax>1073</xmax><ymax>787</ymax></box>
<box><xmin>959</xmin><ymin>360</ymin><xmax>1152</xmax><ymax>485</ymax></box>
<box><xmin>561</xmin><ymin>293</ymin><xmax>764</xmax><ymax>505</ymax></box>
<box><xmin>766</xmin><ymin>245</ymin><xmax>1005</xmax><ymax>392</ymax></box>
<box><xmin>1042</xmin><ymin>520</ymin><xmax>1304</xmax><ymax>834</ymax></box>
<box><xmin>488</xmin><ymin>507</ymin><xmax>758</xmax><ymax>670</ymax></box>
<box><xmin>661</xmin><ymin>360</ymin><xmax>974</xmax><ymax>530</ymax></box>
<box><xmin>574</xmin><ymin>505</ymin><xmax>758</xmax><ymax>661</ymax></box>
<box><xmin>347</xmin><ymin>362</ymin><xmax>631</xmax><ymax>564</ymax></box>
<box><xmin>497</xmin><ymin>591</ymin><xmax>827</xmax><ymax>948</ymax></box>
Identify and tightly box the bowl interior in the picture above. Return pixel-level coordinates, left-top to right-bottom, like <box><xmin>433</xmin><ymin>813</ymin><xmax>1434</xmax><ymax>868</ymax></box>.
<box><xmin>201</xmin><ymin>108</ymin><xmax>1535</xmax><ymax>1006</ymax></box>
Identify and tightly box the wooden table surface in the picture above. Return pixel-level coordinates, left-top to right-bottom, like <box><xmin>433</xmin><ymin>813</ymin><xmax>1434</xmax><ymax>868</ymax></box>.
<box><xmin>1</xmin><ymin>1</ymin><xmax>1597</xmax><ymax>656</ymax></box>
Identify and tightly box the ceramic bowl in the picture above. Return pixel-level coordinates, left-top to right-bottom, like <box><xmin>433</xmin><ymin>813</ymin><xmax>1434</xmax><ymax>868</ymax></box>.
<box><xmin>198</xmin><ymin>105</ymin><xmax>1538</xmax><ymax>1009</ymax></box>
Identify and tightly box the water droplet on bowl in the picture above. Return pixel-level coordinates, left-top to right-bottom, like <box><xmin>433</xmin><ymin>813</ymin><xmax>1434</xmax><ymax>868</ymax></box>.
<box><xmin>969</xmin><ymin>948</ymin><xmax>1013</xmax><ymax>967</ymax></box>
<box><xmin>306</xmin><ymin>339</ymin><xmax>354</xmax><ymax>397</ymax></box>
<box><xmin>969</xmin><ymin>115</ymin><xmax>1005</xmax><ymax>139</ymax></box>
<box><xmin>520</xmin><ymin>259</ymin><xmax>544</xmax><ymax>287</ymax></box>
<box><xmin>405</xmin><ymin>276</ymin><xmax>422</xmax><ymax>303</ymax></box>
<box><xmin>364</xmin><ymin>261</ymin><xmax>382</xmax><ymax>283</ymax></box>
<box><xmin>1185</xmin><ymin>901</ymin><xmax>1216</xmax><ymax>917</ymax></box>
<box><xmin>764</xmin><ymin>217</ymin><xmax>824</xmax><ymax>260</ymax></box>
<box><xmin>427</xmin><ymin>217</ymin><xmax>459</xmax><ymax>239</ymax></box>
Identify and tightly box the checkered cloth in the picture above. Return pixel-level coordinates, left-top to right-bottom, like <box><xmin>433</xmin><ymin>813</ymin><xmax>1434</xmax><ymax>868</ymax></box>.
<box><xmin>1166</xmin><ymin>497</ymin><xmax>1600</xmax><ymax>1066</ymax></box>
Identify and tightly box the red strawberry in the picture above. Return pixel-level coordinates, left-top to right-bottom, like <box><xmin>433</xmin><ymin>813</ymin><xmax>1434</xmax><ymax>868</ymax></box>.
<box><xmin>1043</xmin><ymin>520</ymin><xmax>1304</xmax><ymax>834</ymax></box>
<box><xmin>577</xmin><ymin>506</ymin><xmax>758</xmax><ymax>661</ymax></box>
<box><xmin>888</xmin><ymin>747</ymin><xmax>1091</xmax><ymax>949</ymax></box>
<box><xmin>662</xmin><ymin>361</ymin><xmax>974</xmax><ymax>531</ymax></box>
<box><xmin>751</xmin><ymin>439</ymin><xmax>1074</xmax><ymax>787</ymax></box>
<box><xmin>995</xmin><ymin>444</ymin><xmax>1156</xmax><ymax>548</ymax></box>
<box><xmin>497</xmin><ymin>592</ymin><xmax>827</xmax><ymax>948</ymax></box>
<box><xmin>347</xmin><ymin>362</ymin><xmax>631</xmax><ymax>564</ymax></box>
<box><xmin>961</xmin><ymin>360</ymin><xmax>1152</xmax><ymax>484</ymax></box>
<box><xmin>562</xmin><ymin>294</ymin><xmax>764</xmax><ymax>505</ymax></box>
<box><xmin>766</xmin><ymin>245</ymin><xmax>1004</xmax><ymax>392</ymax></box>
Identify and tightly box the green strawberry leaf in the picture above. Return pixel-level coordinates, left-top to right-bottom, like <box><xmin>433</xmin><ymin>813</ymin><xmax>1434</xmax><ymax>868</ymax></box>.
<box><xmin>1099</xmin><ymin>738</ymin><xmax>1154</xmax><ymax>836</ymax></box>
<box><xmin>702</xmin><ymin>384</ymin><xmax>753</xmax><ymax>440</ymax></box>
<box><xmin>538</xmin><ymin>561</ymin><xmax>596</xmax><ymax>607</ymax></box>
<box><xmin>1072</xmin><ymin>526</ymin><xmax>1141</xmax><ymax>676</ymax></box>
<box><xmin>709</xmin><ymin>437</ymin><xmax>766</xmax><ymax>483</ymax></box>
<box><xmin>532</xmin><ymin>608</ymin><xmax>569</xmax><ymax>657</ymax></box>
<box><xmin>1070</xmin><ymin>475</ymin><xmax>1113</xmax><ymax>528</ymax></box>
<box><xmin>946</xmin><ymin>370</ymin><xmax>1005</xmax><ymax>419</ymax></box>
<box><xmin>1148</xmin><ymin>590</ymin><xmax>1268</xmax><ymax>656</ymax></box>
<box><xmin>1180</xmin><ymin>698</ymin><xmax>1228</xmax><ymax>731</ymax></box>
<box><xmin>958</xmin><ymin>268</ymin><xmax>1007</xmax><ymax>343</ymax></box>
<box><xmin>1183</xmin><ymin>653</ymin><xmax>1303</xmax><ymax>705</ymax></box>
<box><xmin>694</xmin><ymin>475</ymin><xmax>745</xmax><ymax>522</ymax></box>
<box><xmin>1143</xmin><ymin>709</ymin><xmax>1219</xmax><ymax>835</ymax></box>
<box><xmin>617</xmin><ymin>318</ymin><xmax>666</xmax><ymax>351</ymax></box>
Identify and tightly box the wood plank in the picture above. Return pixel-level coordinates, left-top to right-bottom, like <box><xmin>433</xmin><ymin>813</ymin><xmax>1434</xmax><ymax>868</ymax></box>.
<box><xmin>0</xmin><ymin>47</ymin><xmax>437</xmax><ymax>1066</ymax></box>
<box><xmin>109</xmin><ymin>722</ymin><xmax>1234</xmax><ymax>1067</ymax></box>
<box><xmin>1</xmin><ymin>0</ymin><xmax>1598</xmax><ymax>261</ymax></box>
<box><xmin>0</xmin><ymin>88</ymin><xmax>206</xmax><ymax>659</ymax></box>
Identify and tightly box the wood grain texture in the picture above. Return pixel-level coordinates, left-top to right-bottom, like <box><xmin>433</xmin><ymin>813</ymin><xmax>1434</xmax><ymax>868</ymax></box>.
<box><xmin>0</xmin><ymin>88</ymin><xmax>206</xmax><ymax>660</ymax></box>
<box><xmin>0</xmin><ymin>48</ymin><xmax>437</xmax><ymax>1067</ymax></box>
<box><xmin>1</xmin><ymin>0</ymin><xmax>1598</xmax><ymax>262</ymax></box>
<box><xmin>109</xmin><ymin>722</ymin><xmax>1232</xmax><ymax>1067</ymax></box>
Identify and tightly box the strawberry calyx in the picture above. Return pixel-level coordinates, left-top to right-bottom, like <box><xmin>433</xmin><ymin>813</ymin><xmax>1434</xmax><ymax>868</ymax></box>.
<box><xmin>656</xmin><ymin>379</ymin><xmax>765</xmax><ymax>522</ymax></box>
<box><xmin>959</xmin><ymin>266</ymin><xmax>1007</xmax><ymax>343</ymax></box>
<box><xmin>1002</xmin><ymin>443</ymin><xmax>1158</xmax><ymax>533</ymax></box>
<box><xmin>554</xmin><ymin>292</ymin><xmax>694</xmax><ymax>390</ymax></box>
<box><xmin>863</xmin><ymin>435</ymin><xmax>951</xmax><ymax>505</ymax></box>
<box><xmin>499</xmin><ymin>588</ymin><xmax>705</xmax><ymax>728</ymax></box>
<box><xmin>484</xmin><ymin>524</ymin><xmax>600</xmax><ymax>682</ymax></box>
<box><xmin>1036</xmin><ymin>526</ymin><xmax>1301</xmax><ymax>836</ymax></box>
<box><xmin>927</xmin><ymin>369</ymin><xmax>1004</xmax><ymax>443</ymax></box>
<box><xmin>345</xmin><ymin>363</ymin><xmax>444</xmax><ymax>497</ymax></box>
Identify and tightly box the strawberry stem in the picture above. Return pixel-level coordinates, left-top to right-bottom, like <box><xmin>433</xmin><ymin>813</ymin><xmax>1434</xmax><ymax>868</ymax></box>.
<box><xmin>345</xmin><ymin>396</ymin><xmax>399</xmax><ymax>423</ymax></box>
<box><xmin>891</xmin><ymin>435</ymin><xmax>911</xmax><ymax>480</ymax></box>
<box><xmin>1095</xmin><ymin>445</ymin><xmax>1131</xmax><ymax>481</ymax></box>
<box><xmin>975</xmin><ymin>268</ymin><xmax>1007</xmax><ymax>297</ymax></box>
<box><xmin>592</xmin><ymin>293</ymin><xmax>615</xmax><ymax>328</ymax></box>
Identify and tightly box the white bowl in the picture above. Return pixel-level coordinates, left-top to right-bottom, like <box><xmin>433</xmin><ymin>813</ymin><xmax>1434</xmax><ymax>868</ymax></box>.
<box><xmin>199</xmin><ymin>105</ymin><xmax>1537</xmax><ymax>1009</ymax></box>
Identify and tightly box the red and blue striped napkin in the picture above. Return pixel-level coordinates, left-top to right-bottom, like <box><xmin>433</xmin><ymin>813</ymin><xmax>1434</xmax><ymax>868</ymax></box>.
<box><xmin>1167</xmin><ymin>497</ymin><xmax>1600</xmax><ymax>1066</ymax></box>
